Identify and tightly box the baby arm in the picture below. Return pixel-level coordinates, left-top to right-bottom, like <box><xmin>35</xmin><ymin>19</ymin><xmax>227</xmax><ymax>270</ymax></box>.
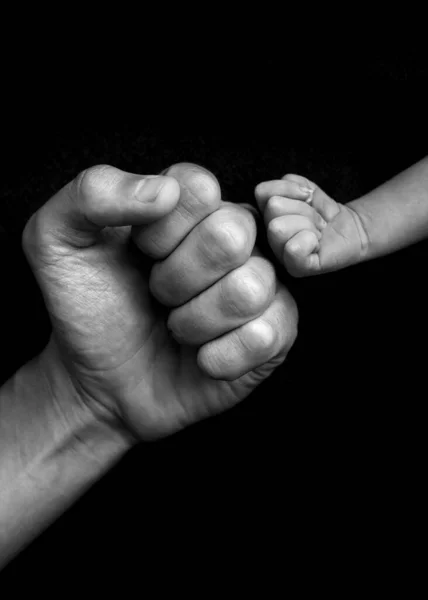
<box><xmin>348</xmin><ymin>156</ymin><xmax>428</xmax><ymax>260</ymax></box>
<box><xmin>255</xmin><ymin>156</ymin><xmax>428</xmax><ymax>276</ymax></box>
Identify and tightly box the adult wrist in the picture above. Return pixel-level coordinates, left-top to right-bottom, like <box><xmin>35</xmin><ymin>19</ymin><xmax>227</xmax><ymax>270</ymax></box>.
<box><xmin>0</xmin><ymin>338</ymin><xmax>134</xmax><ymax>567</ymax></box>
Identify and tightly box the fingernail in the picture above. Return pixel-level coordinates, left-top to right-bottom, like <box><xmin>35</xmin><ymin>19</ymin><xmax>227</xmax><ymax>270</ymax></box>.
<box><xmin>136</xmin><ymin>176</ymin><xmax>162</xmax><ymax>202</ymax></box>
<box><xmin>299</xmin><ymin>186</ymin><xmax>313</xmax><ymax>196</ymax></box>
<box><xmin>319</xmin><ymin>218</ymin><xmax>327</xmax><ymax>229</ymax></box>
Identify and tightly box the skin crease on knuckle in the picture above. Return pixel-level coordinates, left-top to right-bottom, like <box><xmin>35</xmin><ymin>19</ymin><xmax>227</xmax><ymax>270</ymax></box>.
<box><xmin>76</xmin><ymin>165</ymin><xmax>121</xmax><ymax>224</ymax></box>
<box><xmin>223</xmin><ymin>260</ymin><xmax>275</xmax><ymax>319</ymax></box>
<box><xmin>244</xmin><ymin>319</ymin><xmax>277</xmax><ymax>355</ymax></box>
<box><xmin>204</xmin><ymin>322</ymin><xmax>275</xmax><ymax>381</ymax></box>
<box><xmin>75</xmin><ymin>165</ymin><xmax>115</xmax><ymax>198</ymax></box>
<box><xmin>177</xmin><ymin>169</ymin><xmax>221</xmax><ymax>219</ymax></box>
<box><xmin>220</xmin><ymin>317</ymin><xmax>279</xmax><ymax>380</ymax></box>
<box><xmin>199</xmin><ymin>211</ymin><xmax>254</xmax><ymax>271</ymax></box>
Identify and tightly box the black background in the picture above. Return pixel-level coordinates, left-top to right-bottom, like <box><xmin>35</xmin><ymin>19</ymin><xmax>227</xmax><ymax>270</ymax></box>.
<box><xmin>1</xmin><ymin>36</ymin><xmax>427</xmax><ymax>586</ymax></box>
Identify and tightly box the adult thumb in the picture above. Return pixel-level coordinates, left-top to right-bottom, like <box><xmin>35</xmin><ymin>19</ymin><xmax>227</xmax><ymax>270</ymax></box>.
<box><xmin>25</xmin><ymin>165</ymin><xmax>180</xmax><ymax>249</ymax></box>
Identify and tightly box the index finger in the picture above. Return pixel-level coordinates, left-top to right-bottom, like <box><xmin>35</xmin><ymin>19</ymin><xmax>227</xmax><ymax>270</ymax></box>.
<box><xmin>131</xmin><ymin>163</ymin><xmax>222</xmax><ymax>259</ymax></box>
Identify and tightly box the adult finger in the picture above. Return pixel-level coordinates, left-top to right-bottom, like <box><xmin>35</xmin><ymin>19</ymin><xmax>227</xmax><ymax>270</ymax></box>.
<box><xmin>149</xmin><ymin>203</ymin><xmax>256</xmax><ymax>307</ymax></box>
<box><xmin>167</xmin><ymin>256</ymin><xmax>276</xmax><ymax>346</ymax></box>
<box><xmin>132</xmin><ymin>163</ymin><xmax>222</xmax><ymax>259</ymax></box>
<box><xmin>197</xmin><ymin>284</ymin><xmax>298</xmax><ymax>381</ymax></box>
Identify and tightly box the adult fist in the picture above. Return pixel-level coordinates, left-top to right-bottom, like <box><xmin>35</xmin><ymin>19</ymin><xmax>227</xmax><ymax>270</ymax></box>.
<box><xmin>23</xmin><ymin>163</ymin><xmax>298</xmax><ymax>440</ymax></box>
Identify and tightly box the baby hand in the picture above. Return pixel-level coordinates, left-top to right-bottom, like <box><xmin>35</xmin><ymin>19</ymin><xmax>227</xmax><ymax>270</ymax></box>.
<box><xmin>255</xmin><ymin>174</ymin><xmax>365</xmax><ymax>277</ymax></box>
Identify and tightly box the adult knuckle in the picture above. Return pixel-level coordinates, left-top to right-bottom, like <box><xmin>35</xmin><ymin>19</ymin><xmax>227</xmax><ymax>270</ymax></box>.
<box><xmin>227</xmin><ymin>269</ymin><xmax>268</xmax><ymax>317</ymax></box>
<box><xmin>202</xmin><ymin>218</ymin><xmax>249</xmax><ymax>266</ymax></box>
<box><xmin>279</xmin><ymin>289</ymin><xmax>299</xmax><ymax>345</ymax></box>
<box><xmin>185</xmin><ymin>171</ymin><xmax>220</xmax><ymax>210</ymax></box>
<box><xmin>249</xmin><ymin>320</ymin><xmax>276</xmax><ymax>353</ymax></box>
<box><xmin>169</xmin><ymin>165</ymin><xmax>221</xmax><ymax>216</ymax></box>
<box><xmin>74</xmin><ymin>165</ymin><xmax>116</xmax><ymax>217</ymax></box>
<box><xmin>288</xmin><ymin>317</ymin><xmax>299</xmax><ymax>347</ymax></box>
<box><xmin>221</xmin><ymin>223</ymin><xmax>249</xmax><ymax>261</ymax></box>
<box><xmin>75</xmin><ymin>164</ymin><xmax>112</xmax><ymax>196</ymax></box>
<box><xmin>282</xmin><ymin>319</ymin><xmax>298</xmax><ymax>355</ymax></box>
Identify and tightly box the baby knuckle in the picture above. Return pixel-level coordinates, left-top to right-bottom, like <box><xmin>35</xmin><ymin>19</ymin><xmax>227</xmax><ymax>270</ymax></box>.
<box><xmin>254</xmin><ymin>182</ymin><xmax>267</xmax><ymax>196</ymax></box>
<box><xmin>266</xmin><ymin>195</ymin><xmax>285</xmax><ymax>214</ymax></box>
<box><xmin>267</xmin><ymin>218</ymin><xmax>283</xmax><ymax>238</ymax></box>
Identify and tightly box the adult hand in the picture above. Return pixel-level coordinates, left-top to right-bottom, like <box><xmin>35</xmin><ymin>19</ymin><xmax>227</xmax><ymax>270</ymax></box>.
<box><xmin>23</xmin><ymin>163</ymin><xmax>298</xmax><ymax>440</ymax></box>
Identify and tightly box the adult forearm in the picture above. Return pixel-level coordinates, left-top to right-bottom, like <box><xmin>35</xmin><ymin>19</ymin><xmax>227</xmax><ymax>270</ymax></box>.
<box><xmin>348</xmin><ymin>156</ymin><xmax>428</xmax><ymax>261</ymax></box>
<box><xmin>0</xmin><ymin>341</ymin><xmax>133</xmax><ymax>568</ymax></box>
